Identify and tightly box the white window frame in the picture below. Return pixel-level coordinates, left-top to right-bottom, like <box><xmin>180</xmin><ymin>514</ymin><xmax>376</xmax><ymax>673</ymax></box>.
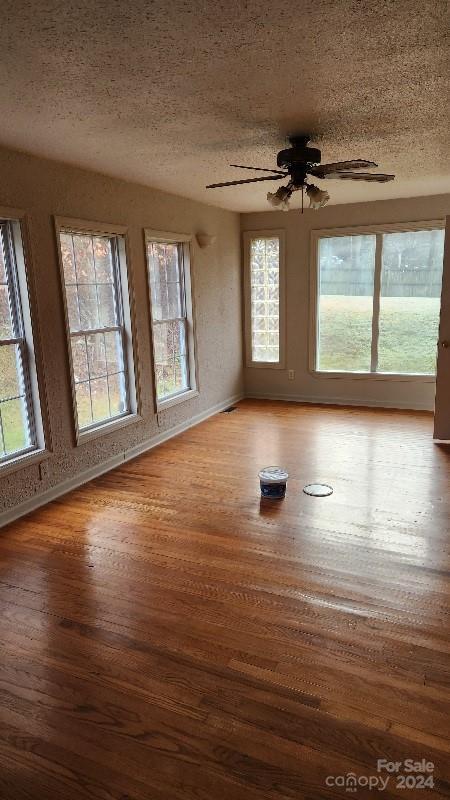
<box><xmin>145</xmin><ymin>229</ymin><xmax>198</xmax><ymax>412</ymax></box>
<box><xmin>55</xmin><ymin>217</ymin><xmax>140</xmax><ymax>444</ymax></box>
<box><xmin>0</xmin><ymin>208</ymin><xmax>48</xmax><ymax>473</ymax></box>
<box><xmin>243</xmin><ymin>230</ymin><xmax>286</xmax><ymax>369</ymax></box>
<box><xmin>309</xmin><ymin>220</ymin><xmax>445</xmax><ymax>382</ymax></box>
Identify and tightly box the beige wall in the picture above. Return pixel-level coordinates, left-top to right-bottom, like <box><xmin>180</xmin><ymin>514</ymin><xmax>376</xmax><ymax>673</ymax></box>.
<box><xmin>241</xmin><ymin>194</ymin><xmax>450</xmax><ymax>410</ymax></box>
<box><xmin>0</xmin><ymin>147</ymin><xmax>243</xmax><ymax>517</ymax></box>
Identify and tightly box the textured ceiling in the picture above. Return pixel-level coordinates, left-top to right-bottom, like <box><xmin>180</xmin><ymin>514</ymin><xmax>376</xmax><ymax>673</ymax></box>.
<box><xmin>0</xmin><ymin>0</ymin><xmax>449</xmax><ymax>212</ymax></box>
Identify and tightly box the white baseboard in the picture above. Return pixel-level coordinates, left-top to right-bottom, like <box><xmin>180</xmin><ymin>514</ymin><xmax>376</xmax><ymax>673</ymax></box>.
<box><xmin>246</xmin><ymin>392</ymin><xmax>434</xmax><ymax>412</ymax></box>
<box><xmin>1</xmin><ymin>393</ymin><xmax>243</xmax><ymax>529</ymax></box>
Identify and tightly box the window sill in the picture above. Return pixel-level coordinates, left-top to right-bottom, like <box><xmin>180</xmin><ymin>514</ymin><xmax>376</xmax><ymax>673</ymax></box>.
<box><xmin>77</xmin><ymin>412</ymin><xmax>142</xmax><ymax>445</ymax></box>
<box><xmin>310</xmin><ymin>370</ymin><xmax>436</xmax><ymax>383</ymax></box>
<box><xmin>156</xmin><ymin>388</ymin><xmax>199</xmax><ymax>412</ymax></box>
<box><xmin>0</xmin><ymin>447</ymin><xmax>50</xmax><ymax>477</ymax></box>
<box><xmin>247</xmin><ymin>361</ymin><xmax>285</xmax><ymax>370</ymax></box>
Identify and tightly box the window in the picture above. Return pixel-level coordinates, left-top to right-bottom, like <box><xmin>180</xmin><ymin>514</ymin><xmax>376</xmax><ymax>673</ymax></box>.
<box><xmin>244</xmin><ymin>231</ymin><xmax>285</xmax><ymax>368</ymax></box>
<box><xmin>312</xmin><ymin>223</ymin><xmax>445</xmax><ymax>377</ymax></box>
<box><xmin>57</xmin><ymin>221</ymin><xmax>137</xmax><ymax>439</ymax></box>
<box><xmin>145</xmin><ymin>231</ymin><xmax>197</xmax><ymax>409</ymax></box>
<box><xmin>0</xmin><ymin>217</ymin><xmax>44</xmax><ymax>465</ymax></box>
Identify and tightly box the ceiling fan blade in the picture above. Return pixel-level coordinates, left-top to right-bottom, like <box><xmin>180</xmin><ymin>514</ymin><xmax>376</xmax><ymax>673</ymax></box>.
<box><xmin>206</xmin><ymin>175</ymin><xmax>285</xmax><ymax>188</ymax></box>
<box><xmin>310</xmin><ymin>160</ymin><xmax>378</xmax><ymax>177</ymax></box>
<box><xmin>230</xmin><ymin>164</ymin><xmax>287</xmax><ymax>175</ymax></box>
<box><xmin>320</xmin><ymin>171</ymin><xmax>395</xmax><ymax>182</ymax></box>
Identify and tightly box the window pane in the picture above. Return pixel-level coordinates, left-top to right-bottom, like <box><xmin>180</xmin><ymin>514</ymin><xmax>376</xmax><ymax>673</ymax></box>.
<box><xmin>97</xmin><ymin>284</ymin><xmax>117</xmax><ymax>326</ymax></box>
<box><xmin>90</xmin><ymin>376</ymin><xmax>110</xmax><ymax>422</ymax></box>
<box><xmin>152</xmin><ymin>320</ymin><xmax>189</xmax><ymax>400</ymax></box>
<box><xmin>377</xmin><ymin>229</ymin><xmax>444</xmax><ymax>374</ymax></box>
<box><xmin>0</xmin><ymin>236</ymin><xmax>6</xmax><ymax>283</ymax></box>
<box><xmin>0</xmin><ymin>284</ymin><xmax>14</xmax><ymax>338</ymax></box>
<box><xmin>105</xmin><ymin>330</ymin><xmax>124</xmax><ymax>374</ymax></box>
<box><xmin>172</xmin><ymin>319</ymin><xmax>187</xmax><ymax>358</ymax></box>
<box><xmin>0</xmin><ymin>344</ymin><xmax>24</xmax><ymax>400</ymax></box>
<box><xmin>59</xmin><ymin>233</ymin><xmax>76</xmax><ymax>284</ymax></box>
<box><xmin>86</xmin><ymin>332</ymin><xmax>107</xmax><ymax>379</ymax></box>
<box><xmin>317</xmin><ymin>235</ymin><xmax>376</xmax><ymax>372</ymax></box>
<box><xmin>75</xmin><ymin>382</ymin><xmax>92</xmax><ymax>428</ymax></box>
<box><xmin>78</xmin><ymin>284</ymin><xmax>99</xmax><ymax>330</ymax></box>
<box><xmin>73</xmin><ymin>235</ymin><xmax>95</xmax><ymax>283</ymax></box>
<box><xmin>166</xmin><ymin>245</ymin><xmax>181</xmax><ymax>283</ymax></box>
<box><xmin>108</xmin><ymin>372</ymin><xmax>127</xmax><ymax>416</ymax></box>
<box><xmin>167</xmin><ymin>281</ymin><xmax>182</xmax><ymax>318</ymax></box>
<box><xmin>155</xmin><ymin>364</ymin><xmax>164</xmax><ymax>398</ymax></box>
<box><xmin>93</xmin><ymin>237</ymin><xmax>113</xmax><ymax>283</ymax></box>
<box><xmin>250</xmin><ymin>238</ymin><xmax>280</xmax><ymax>362</ymax></box>
<box><xmin>65</xmin><ymin>285</ymin><xmax>80</xmax><ymax>330</ymax></box>
<box><xmin>1</xmin><ymin>396</ymin><xmax>30</xmax><ymax>455</ymax></box>
<box><xmin>71</xmin><ymin>336</ymin><xmax>89</xmax><ymax>383</ymax></box>
<box><xmin>147</xmin><ymin>242</ymin><xmax>183</xmax><ymax>322</ymax></box>
<box><xmin>152</xmin><ymin>322</ymin><xmax>166</xmax><ymax>366</ymax></box>
<box><xmin>148</xmin><ymin>243</ymin><xmax>166</xmax><ymax>321</ymax></box>
<box><xmin>174</xmin><ymin>355</ymin><xmax>188</xmax><ymax>393</ymax></box>
<box><xmin>60</xmin><ymin>230</ymin><xmax>131</xmax><ymax>432</ymax></box>
<box><xmin>155</xmin><ymin>322</ymin><xmax>171</xmax><ymax>367</ymax></box>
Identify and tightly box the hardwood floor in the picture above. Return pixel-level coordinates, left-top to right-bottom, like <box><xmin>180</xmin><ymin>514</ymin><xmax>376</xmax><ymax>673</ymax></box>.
<box><xmin>1</xmin><ymin>399</ymin><xmax>449</xmax><ymax>800</ymax></box>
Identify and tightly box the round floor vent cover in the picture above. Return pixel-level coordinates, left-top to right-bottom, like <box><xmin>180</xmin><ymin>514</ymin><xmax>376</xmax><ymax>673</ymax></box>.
<box><xmin>303</xmin><ymin>483</ymin><xmax>333</xmax><ymax>497</ymax></box>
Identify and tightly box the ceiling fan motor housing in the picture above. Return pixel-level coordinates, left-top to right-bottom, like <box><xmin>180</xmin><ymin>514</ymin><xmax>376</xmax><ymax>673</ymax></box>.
<box><xmin>276</xmin><ymin>142</ymin><xmax>322</xmax><ymax>170</ymax></box>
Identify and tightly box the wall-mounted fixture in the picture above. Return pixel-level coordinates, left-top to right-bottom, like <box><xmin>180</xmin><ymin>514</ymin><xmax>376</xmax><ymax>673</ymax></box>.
<box><xmin>196</xmin><ymin>233</ymin><xmax>216</xmax><ymax>249</ymax></box>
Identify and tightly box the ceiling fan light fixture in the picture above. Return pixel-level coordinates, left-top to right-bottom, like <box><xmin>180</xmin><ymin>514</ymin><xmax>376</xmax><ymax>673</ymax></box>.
<box><xmin>306</xmin><ymin>183</ymin><xmax>330</xmax><ymax>209</ymax></box>
<box><xmin>206</xmin><ymin>136</ymin><xmax>395</xmax><ymax>206</ymax></box>
<box><xmin>267</xmin><ymin>185</ymin><xmax>292</xmax><ymax>211</ymax></box>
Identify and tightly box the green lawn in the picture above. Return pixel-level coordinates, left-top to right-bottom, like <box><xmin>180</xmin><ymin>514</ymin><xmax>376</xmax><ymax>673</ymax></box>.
<box><xmin>318</xmin><ymin>295</ymin><xmax>440</xmax><ymax>374</ymax></box>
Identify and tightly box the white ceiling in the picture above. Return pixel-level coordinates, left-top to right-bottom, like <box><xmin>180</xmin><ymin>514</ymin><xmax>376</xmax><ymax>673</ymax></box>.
<box><xmin>1</xmin><ymin>0</ymin><xmax>449</xmax><ymax>212</ymax></box>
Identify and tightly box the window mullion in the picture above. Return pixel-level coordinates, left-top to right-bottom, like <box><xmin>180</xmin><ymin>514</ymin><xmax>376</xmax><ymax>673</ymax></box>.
<box><xmin>152</xmin><ymin>316</ymin><xmax>185</xmax><ymax>326</ymax></box>
<box><xmin>0</xmin><ymin>336</ymin><xmax>23</xmax><ymax>347</ymax></box>
<box><xmin>371</xmin><ymin>233</ymin><xmax>383</xmax><ymax>373</ymax></box>
<box><xmin>70</xmin><ymin>325</ymin><xmax>121</xmax><ymax>338</ymax></box>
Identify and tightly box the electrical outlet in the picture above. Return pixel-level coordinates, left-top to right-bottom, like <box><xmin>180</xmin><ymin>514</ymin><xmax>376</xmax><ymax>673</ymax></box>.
<box><xmin>288</xmin><ymin>369</ymin><xmax>295</xmax><ymax>380</ymax></box>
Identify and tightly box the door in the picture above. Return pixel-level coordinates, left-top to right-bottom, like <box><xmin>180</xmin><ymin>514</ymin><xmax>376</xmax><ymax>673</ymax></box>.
<box><xmin>434</xmin><ymin>215</ymin><xmax>450</xmax><ymax>440</ymax></box>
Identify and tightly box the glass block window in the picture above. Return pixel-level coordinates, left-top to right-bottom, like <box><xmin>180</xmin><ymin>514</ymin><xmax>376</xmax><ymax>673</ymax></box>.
<box><xmin>0</xmin><ymin>220</ymin><xmax>38</xmax><ymax>462</ymax></box>
<box><xmin>250</xmin><ymin>237</ymin><xmax>280</xmax><ymax>362</ymax></box>
<box><xmin>59</xmin><ymin>230</ymin><xmax>131</xmax><ymax>433</ymax></box>
<box><xmin>146</xmin><ymin>240</ymin><xmax>195</xmax><ymax>404</ymax></box>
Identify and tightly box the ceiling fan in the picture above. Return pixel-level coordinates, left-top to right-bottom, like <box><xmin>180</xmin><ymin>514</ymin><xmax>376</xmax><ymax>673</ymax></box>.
<box><xmin>206</xmin><ymin>135</ymin><xmax>395</xmax><ymax>210</ymax></box>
